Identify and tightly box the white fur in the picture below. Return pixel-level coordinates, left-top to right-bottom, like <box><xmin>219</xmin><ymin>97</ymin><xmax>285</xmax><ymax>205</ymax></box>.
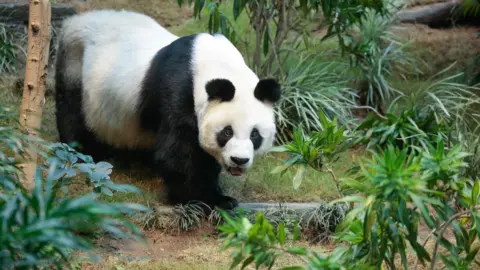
<box><xmin>192</xmin><ymin>34</ymin><xmax>277</xmax><ymax>169</ymax></box>
<box><xmin>58</xmin><ymin>10</ymin><xmax>177</xmax><ymax>149</ymax></box>
<box><xmin>58</xmin><ymin>10</ymin><xmax>277</xmax><ymax>170</ymax></box>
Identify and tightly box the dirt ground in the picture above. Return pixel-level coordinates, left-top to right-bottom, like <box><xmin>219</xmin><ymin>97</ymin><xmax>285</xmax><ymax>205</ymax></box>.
<box><xmin>74</xmin><ymin>224</ymin><xmax>320</xmax><ymax>270</ymax></box>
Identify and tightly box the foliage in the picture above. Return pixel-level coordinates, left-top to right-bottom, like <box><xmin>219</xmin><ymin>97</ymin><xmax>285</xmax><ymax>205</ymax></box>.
<box><xmin>177</xmin><ymin>0</ymin><xmax>389</xmax><ymax>76</ymax></box>
<box><xmin>354</xmin><ymin>105</ymin><xmax>450</xmax><ymax>153</ymax></box>
<box><xmin>355</xmin><ymin>69</ymin><xmax>480</xmax><ymax>153</ymax></box>
<box><xmin>345</xmin><ymin>1</ymin><xmax>421</xmax><ymax>111</ymax></box>
<box><xmin>273</xmin><ymin>53</ymin><xmax>357</xmax><ymax>144</ymax></box>
<box><xmin>0</xmin><ymin>106</ymin><xmax>150</xmax><ymax>269</ymax></box>
<box><xmin>406</xmin><ymin>69</ymin><xmax>480</xmax><ymax>136</ymax></box>
<box><xmin>44</xmin><ymin>142</ymin><xmax>141</xmax><ymax>197</ymax></box>
<box><xmin>217</xmin><ymin>210</ymin><xmax>351</xmax><ymax>270</ymax></box>
<box><xmin>271</xmin><ymin>111</ymin><xmax>350</xmax><ymax>196</ymax></box>
<box><xmin>458</xmin><ymin>131</ymin><xmax>480</xmax><ymax>181</ymax></box>
<box><xmin>222</xmin><ymin>135</ymin><xmax>480</xmax><ymax>269</ymax></box>
<box><xmin>0</xmin><ymin>23</ymin><xmax>23</xmax><ymax>74</ymax></box>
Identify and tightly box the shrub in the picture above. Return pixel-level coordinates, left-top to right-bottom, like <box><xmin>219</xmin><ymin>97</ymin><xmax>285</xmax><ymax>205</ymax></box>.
<box><xmin>220</xmin><ymin>137</ymin><xmax>480</xmax><ymax>269</ymax></box>
<box><xmin>345</xmin><ymin>1</ymin><xmax>422</xmax><ymax>112</ymax></box>
<box><xmin>271</xmin><ymin>111</ymin><xmax>351</xmax><ymax>196</ymax></box>
<box><xmin>354</xmin><ymin>105</ymin><xmax>450</xmax><ymax>153</ymax></box>
<box><xmin>0</xmin><ymin>24</ymin><xmax>21</xmax><ymax>74</ymax></box>
<box><xmin>178</xmin><ymin>0</ymin><xmax>389</xmax><ymax>76</ymax></box>
<box><xmin>274</xmin><ymin>54</ymin><xmax>357</xmax><ymax>144</ymax></box>
<box><xmin>0</xmin><ymin>106</ymin><xmax>150</xmax><ymax>269</ymax></box>
<box><xmin>354</xmin><ymin>69</ymin><xmax>480</xmax><ymax>153</ymax></box>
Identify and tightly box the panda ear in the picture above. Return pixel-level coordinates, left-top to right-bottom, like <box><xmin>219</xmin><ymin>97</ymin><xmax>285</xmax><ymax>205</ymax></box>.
<box><xmin>254</xmin><ymin>78</ymin><xmax>281</xmax><ymax>104</ymax></box>
<box><xmin>205</xmin><ymin>79</ymin><xmax>236</xmax><ymax>102</ymax></box>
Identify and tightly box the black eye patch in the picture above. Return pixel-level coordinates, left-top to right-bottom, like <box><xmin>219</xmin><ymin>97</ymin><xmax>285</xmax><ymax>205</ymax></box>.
<box><xmin>250</xmin><ymin>128</ymin><xmax>263</xmax><ymax>150</ymax></box>
<box><xmin>216</xmin><ymin>125</ymin><xmax>234</xmax><ymax>148</ymax></box>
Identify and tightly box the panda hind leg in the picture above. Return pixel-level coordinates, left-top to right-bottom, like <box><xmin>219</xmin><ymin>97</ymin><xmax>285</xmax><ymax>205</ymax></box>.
<box><xmin>55</xmin><ymin>85</ymin><xmax>114</xmax><ymax>162</ymax></box>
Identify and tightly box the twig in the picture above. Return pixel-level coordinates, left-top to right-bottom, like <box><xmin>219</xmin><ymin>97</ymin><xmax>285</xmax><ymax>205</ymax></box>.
<box><xmin>325</xmin><ymin>166</ymin><xmax>343</xmax><ymax>199</ymax></box>
<box><xmin>429</xmin><ymin>207</ymin><xmax>480</xmax><ymax>270</ymax></box>
<box><xmin>260</xmin><ymin>11</ymin><xmax>285</xmax><ymax>79</ymax></box>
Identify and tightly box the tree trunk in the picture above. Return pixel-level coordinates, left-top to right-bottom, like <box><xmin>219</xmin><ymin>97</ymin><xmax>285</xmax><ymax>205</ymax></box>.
<box><xmin>18</xmin><ymin>0</ymin><xmax>51</xmax><ymax>190</ymax></box>
<box><xmin>396</xmin><ymin>1</ymin><xmax>480</xmax><ymax>28</ymax></box>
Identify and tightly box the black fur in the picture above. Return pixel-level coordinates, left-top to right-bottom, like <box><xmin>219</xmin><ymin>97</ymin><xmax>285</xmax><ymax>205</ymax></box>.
<box><xmin>216</xmin><ymin>125</ymin><xmax>234</xmax><ymax>148</ymax></box>
<box><xmin>138</xmin><ymin>34</ymin><xmax>238</xmax><ymax>209</ymax></box>
<box><xmin>254</xmin><ymin>78</ymin><xmax>282</xmax><ymax>103</ymax></box>
<box><xmin>55</xmin><ymin>33</ymin><xmax>239</xmax><ymax>210</ymax></box>
<box><xmin>206</xmin><ymin>79</ymin><xmax>236</xmax><ymax>102</ymax></box>
<box><xmin>250</xmin><ymin>128</ymin><xmax>263</xmax><ymax>150</ymax></box>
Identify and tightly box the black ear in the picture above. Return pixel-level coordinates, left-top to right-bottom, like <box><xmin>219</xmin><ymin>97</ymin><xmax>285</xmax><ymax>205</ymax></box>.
<box><xmin>254</xmin><ymin>78</ymin><xmax>281</xmax><ymax>103</ymax></box>
<box><xmin>205</xmin><ymin>79</ymin><xmax>236</xmax><ymax>102</ymax></box>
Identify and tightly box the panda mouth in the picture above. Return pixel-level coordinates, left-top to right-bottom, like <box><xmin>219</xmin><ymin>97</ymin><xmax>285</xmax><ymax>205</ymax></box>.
<box><xmin>227</xmin><ymin>166</ymin><xmax>245</xmax><ymax>176</ymax></box>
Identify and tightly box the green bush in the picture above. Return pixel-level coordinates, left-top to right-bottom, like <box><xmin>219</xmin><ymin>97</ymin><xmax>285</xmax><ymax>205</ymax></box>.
<box><xmin>271</xmin><ymin>111</ymin><xmax>351</xmax><ymax>196</ymax></box>
<box><xmin>274</xmin><ymin>54</ymin><xmax>357</xmax><ymax>144</ymax></box>
<box><xmin>0</xmin><ymin>106</ymin><xmax>150</xmax><ymax>269</ymax></box>
<box><xmin>354</xmin><ymin>105</ymin><xmax>450</xmax><ymax>153</ymax></box>
<box><xmin>219</xmin><ymin>137</ymin><xmax>480</xmax><ymax>269</ymax></box>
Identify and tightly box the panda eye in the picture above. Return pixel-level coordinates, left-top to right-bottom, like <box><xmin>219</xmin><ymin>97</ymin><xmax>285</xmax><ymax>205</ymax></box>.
<box><xmin>250</xmin><ymin>129</ymin><xmax>260</xmax><ymax>138</ymax></box>
<box><xmin>222</xmin><ymin>126</ymin><xmax>234</xmax><ymax>137</ymax></box>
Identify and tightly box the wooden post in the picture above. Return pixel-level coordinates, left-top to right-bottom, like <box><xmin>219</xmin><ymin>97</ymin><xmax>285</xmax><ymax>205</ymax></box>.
<box><xmin>18</xmin><ymin>0</ymin><xmax>52</xmax><ymax>190</ymax></box>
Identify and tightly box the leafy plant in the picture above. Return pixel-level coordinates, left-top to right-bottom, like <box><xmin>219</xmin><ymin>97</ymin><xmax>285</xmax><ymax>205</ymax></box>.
<box><xmin>271</xmin><ymin>111</ymin><xmax>350</xmax><ymax>197</ymax></box>
<box><xmin>223</xmin><ymin>135</ymin><xmax>480</xmax><ymax>269</ymax></box>
<box><xmin>354</xmin><ymin>104</ymin><xmax>450</xmax><ymax>153</ymax></box>
<box><xmin>406</xmin><ymin>69</ymin><xmax>480</xmax><ymax>137</ymax></box>
<box><xmin>273</xmin><ymin>53</ymin><xmax>357</xmax><ymax>144</ymax></box>
<box><xmin>0</xmin><ymin>106</ymin><xmax>150</xmax><ymax>269</ymax></box>
<box><xmin>217</xmin><ymin>210</ymin><xmax>350</xmax><ymax>270</ymax></box>
<box><xmin>177</xmin><ymin>0</ymin><xmax>389</xmax><ymax>76</ymax></box>
<box><xmin>0</xmin><ymin>162</ymin><xmax>149</xmax><ymax>269</ymax></box>
<box><xmin>44</xmin><ymin>142</ymin><xmax>140</xmax><ymax>197</ymax></box>
<box><xmin>0</xmin><ymin>23</ymin><xmax>23</xmax><ymax>74</ymax></box>
<box><xmin>345</xmin><ymin>1</ymin><xmax>421</xmax><ymax>111</ymax></box>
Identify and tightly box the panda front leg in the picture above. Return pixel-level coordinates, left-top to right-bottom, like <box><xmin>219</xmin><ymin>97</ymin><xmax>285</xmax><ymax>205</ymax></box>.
<box><xmin>154</xmin><ymin>130</ymin><xmax>239</xmax><ymax>210</ymax></box>
<box><xmin>159</xmin><ymin>165</ymin><xmax>239</xmax><ymax>210</ymax></box>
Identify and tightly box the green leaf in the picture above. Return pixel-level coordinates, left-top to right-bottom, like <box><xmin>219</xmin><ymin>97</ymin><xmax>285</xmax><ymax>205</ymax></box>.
<box><xmin>101</xmin><ymin>187</ymin><xmax>113</xmax><ymax>196</ymax></box>
<box><xmin>466</xmin><ymin>246</ymin><xmax>480</xmax><ymax>262</ymax></box>
<box><xmin>411</xmin><ymin>194</ymin><xmax>435</xmax><ymax>228</ymax></box>
<box><xmin>271</xmin><ymin>164</ymin><xmax>289</xmax><ymax>175</ymax></box>
<box><xmin>263</xmin><ymin>25</ymin><xmax>270</xmax><ymax>57</ymax></box>
<box><xmin>473</xmin><ymin>179</ymin><xmax>479</xmax><ymax>206</ymax></box>
<box><xmin>278</xmin><ymin>222</ymin><xmax>286</xmax><ymax>246</ymax></box>
<box><xmin>241</xmin><ymin>255</ymin><xmax>255</xmax><ymax>269</ymax></box>
<box><xmin>287</xmin><ymin>247</ymin><xmax>308</xmax><ymax>256</ymax></box>
<box><xmin>230</xmin><ymin>250</ymin><xmax>244</xmax><ymax>270</ymax></box>
<box><xmin>280</xmin><ymin>267</ymin><xmax>305</xmax><ymax>270</ymax></box>
<box><xmin>269</xmin><ymin>146</ymin><xmax>288</xmax><ymax>152</ymax></box>
<box><xmin>293</xmin><ymin>222</ymin><xmax>301</xmax><ymax>241</ymax></box>
<box><xmin>293</xmin><ymin>164</ymin><xmax>307</xmax><ymax>190</ymax></box>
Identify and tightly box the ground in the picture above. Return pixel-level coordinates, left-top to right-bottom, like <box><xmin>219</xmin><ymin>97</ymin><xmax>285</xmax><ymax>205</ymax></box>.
<box><xmin>1</xmin><ymin>0</ymin><xmax>480</xmax><ymax>269</ymax></box>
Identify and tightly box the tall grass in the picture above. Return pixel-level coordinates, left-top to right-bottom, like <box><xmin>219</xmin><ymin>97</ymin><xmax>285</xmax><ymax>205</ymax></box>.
<box><xmin>274</xmin><ymin>52</ymin><xmax>357</xmax><ymax>144</ymax></box>
<box><xmin>347</xmin><ymin>2</ymin><xmax>423</xmax><ymax>110</ymax></box>
<box><xmin>396</xmin><ymin>65</ymin><xmax>480</xmax><ymax>135</ymax></box>
<box><xmin>0</xmin><ymin>23</ymin><xmax>25</xmax><ymax>74</ymax></box>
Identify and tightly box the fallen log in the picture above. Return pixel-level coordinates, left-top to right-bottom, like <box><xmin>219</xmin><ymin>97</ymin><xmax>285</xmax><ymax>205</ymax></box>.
<box><xmin>396</xmin><ymin>1</ymin><xmax>480</xmax><ymax>28</ymax></box>
<box><xmin>0</xmin><ymin>2</ymin><xmax>76</xmax><ymax>24</ymax></box>
<box><xmin>153</xmin><ymin>202</ymin><xmax>340</xmax><ymax>215</ymax></box>
<box><xmin>145</xmin><ymin>201</ymin><xmax>349</xmax><ymax>240</ymax></box>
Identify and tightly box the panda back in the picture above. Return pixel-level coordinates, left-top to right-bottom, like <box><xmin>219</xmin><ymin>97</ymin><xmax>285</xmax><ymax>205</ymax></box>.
<box><xmin>58</xmin><ymin>10</ymin><xmax>179</xmax><ymax>149</ymax></box>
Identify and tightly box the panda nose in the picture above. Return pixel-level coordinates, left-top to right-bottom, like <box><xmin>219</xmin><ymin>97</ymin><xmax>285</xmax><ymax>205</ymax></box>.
<box><xmin>231</xmin><ymin>157</ymin><xmax>249</xmax><ymax>165</ymax></box>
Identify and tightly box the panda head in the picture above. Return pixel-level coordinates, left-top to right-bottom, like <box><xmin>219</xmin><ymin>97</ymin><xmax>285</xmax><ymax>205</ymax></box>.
<box><xmin>198</xmin><ymin>77</ymin><xmax>281</xmax><ymax>176</ymax></box>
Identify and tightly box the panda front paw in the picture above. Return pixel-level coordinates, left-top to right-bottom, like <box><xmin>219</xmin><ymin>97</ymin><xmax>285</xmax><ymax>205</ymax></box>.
<box><xmin>215</xmin><ymin>195</ymin><xmax>239</xmax><ymax>210</ymax></box>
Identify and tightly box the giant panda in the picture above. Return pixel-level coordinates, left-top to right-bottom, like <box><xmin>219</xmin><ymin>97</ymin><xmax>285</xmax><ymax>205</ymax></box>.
<box><xmin>54</xmin><ymin>9</ymin><xmax>282</xmax><ymax>210</ymax></box>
